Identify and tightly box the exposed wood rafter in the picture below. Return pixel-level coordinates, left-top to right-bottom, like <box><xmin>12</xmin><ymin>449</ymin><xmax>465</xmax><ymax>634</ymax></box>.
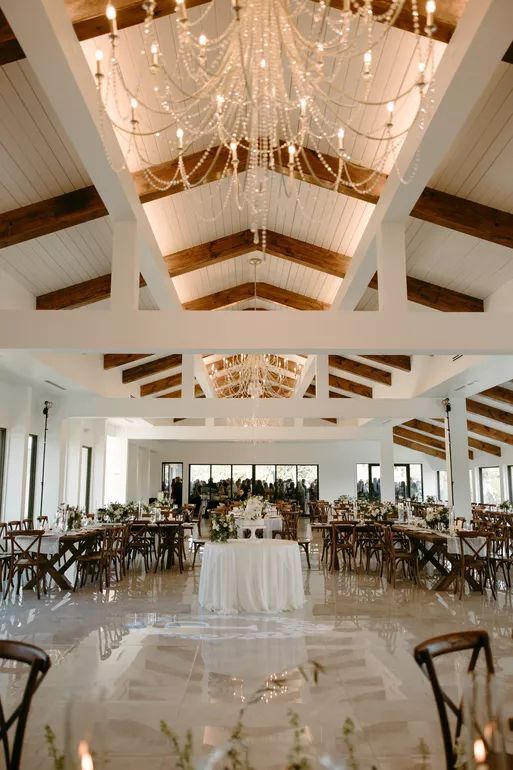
<box><xmin>182</xmin><ymin>282</ymin><xmax>328</xmax><ymax>312</ymax></box>
<box><xmin>329</xmin><ymin>373</ymin><xmax>372</xmax><ymax>398</ymax></box>
<box><xmin>122</xmin><ymin>354</ymin><xmax>182</xmax><ymax>384</ymax></box>
<box><xmin>329</xmin><ymin>355</ymin><xmax>392</xmax><ymax>385</ymax></box>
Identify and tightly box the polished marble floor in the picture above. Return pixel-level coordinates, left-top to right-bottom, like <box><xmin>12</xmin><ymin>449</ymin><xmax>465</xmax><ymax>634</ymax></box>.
<box><xmin>1</xmin><ymin>542</ymin><xmax>513</xmax><ymax>770</ymax></box>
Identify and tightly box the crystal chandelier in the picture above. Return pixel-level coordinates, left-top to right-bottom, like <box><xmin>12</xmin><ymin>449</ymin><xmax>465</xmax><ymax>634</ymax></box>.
<box><xmin>208</xmin><ymin>256</ymin><xmax>302</xmax><ymax>398</ymax></box>
<box><xmin>96</xmin><ymin>0</ymin><xmax>437</xmax><ymax>242</ymax></box>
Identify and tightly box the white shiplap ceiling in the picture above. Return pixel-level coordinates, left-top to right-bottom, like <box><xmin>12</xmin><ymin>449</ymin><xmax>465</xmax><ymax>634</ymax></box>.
<box><xmin>0</xmin><ymin>59</ymin><xmax>90</xmax><ymax>213</ymax></box>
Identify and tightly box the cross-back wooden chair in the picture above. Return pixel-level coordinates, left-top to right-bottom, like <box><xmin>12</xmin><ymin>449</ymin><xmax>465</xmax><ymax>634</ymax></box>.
<box><xmin>281</xmin><ymin>511</ymin><xmax>311</xmax><ymax>568</ymax></box>
<box><xmin>413</xmin><ymin>630</ymin><xmax>494</xmax><ymax>770</ymax></box>
<box><xmin>0</xmin><ymin>640</ymin><xmax>51</xmax><ymax>770</ymax></box>
<box><xmin>4</xmin><ymin>531</ymin><xmax>46</xmax><ymax>600</ymax></box>
<box><xmin>455</xmin><ymin>532</ymin><xmax>491</xmax><ymax>600</ymax></box>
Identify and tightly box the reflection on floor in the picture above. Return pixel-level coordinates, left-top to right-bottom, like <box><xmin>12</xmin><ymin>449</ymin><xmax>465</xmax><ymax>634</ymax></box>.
<box><xmin>1</xmin><ymin>543</ymin><xmax>513</xmax><ymax>770</ymax></box>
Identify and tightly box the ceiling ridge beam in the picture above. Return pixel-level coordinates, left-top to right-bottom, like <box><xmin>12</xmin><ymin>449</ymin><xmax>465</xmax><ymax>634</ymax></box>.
<box><xmin>182</xmin><ymin>282</ymin><xmax>328</xmax><ymax>312</ymax></box>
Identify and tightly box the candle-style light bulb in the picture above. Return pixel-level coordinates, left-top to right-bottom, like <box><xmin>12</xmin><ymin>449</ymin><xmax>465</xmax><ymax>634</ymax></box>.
<box><xmin>337</xmin><ymin>127</ymin><xmax>345</xmax><ymax>150</ymax></box>
<box><xmin>95</xmin><ymin>49</ymin><xmax>104</xmax><ymax>78</ymax></box>
<box><xmin>425</xmin><ymin>0</ymin><xmax>436</xmax><ymax>32</ymax></box>
<box><xmin>363</xmin><ymin>49</ymin><xmax>372</xmax><ymax>78</ymax></box>
<box><xmin>150</xmin><ymin>42</ymin><xmax>159</xmax><ymax>68</ymax></box>
<box><xmin>176</xmin><ymin>127</ymin><xmax>184</xmax><ymax>149</ymax></box>
<box><xmin>106</xmin><ymin>3</ymin><xmax>118</xmax><ymax>35</ymax></box>
<box><xmin>230</xmin><ymin>140</ymin><xmax>238</xmax><ymax>160</ymax></box>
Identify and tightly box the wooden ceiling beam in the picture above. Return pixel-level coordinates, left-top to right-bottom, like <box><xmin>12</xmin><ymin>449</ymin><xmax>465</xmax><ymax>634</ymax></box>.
<box><xmin>394</xmin><ymin>435</ymin><xmax>446</xmax><ymax>461</ymax></box>
<box><xmin>141</xmin><ymin>372</ymin><xmax>182</xmax><ymax>397</ymax></box>
<box><xmin>361</xmin><ymin>355</ymin><xmax>411</xmax><ymax>372</ymax></box>
<box><xmin>397</xmin><ymin>423</ymin><xmax>500</xmax><ymax>456</ymax></box>
<box><xmin>328</xmin><ymin>373</ymin><xmax>372</xmax><ymax>398</ymax></box>
<box><xmin>394</xmin><ymin>426</ymin><xmax>445</xmax><ymax>451</ymax></box>
<box><xmin>368</xmin><ymin>273</ymin><xmax>483</xmax><ymax>312</ymax></box>
<box><xmin>479</xmin><ymin>385</ymin><xmax>513</xmax><ymax>407</ymax></box>
<box><xmin>122</xmin><ymin>354</ymin><xmax>182</xmax><ymax>384</ymax></box>
<box><xmin>467</xmin><ymin>420</ymin><xmax>513</xmax><ymax>447</ymax></box>
<box><xmin>329</xmin><ymin>355</ymin><xmax>392</xmax><ymax>385</ymax></box>
<box><xmin>103</xmin><ymin>354</ymin><xmax>149</xmax><ymax>369</ymax></box>
<box><xmin>182</xmin><ymin>282</ymin><xmax>328</xmax><ymax>311</ymax></box>
<box><xmin>466</xmin><ymin>399</ymin><xmax>513</xmax><ymax>428</ymax></box>
<box><xmin>403</xmin><ymin>418</ymin><xmax>445</xmax><ymax>438</ymax></box>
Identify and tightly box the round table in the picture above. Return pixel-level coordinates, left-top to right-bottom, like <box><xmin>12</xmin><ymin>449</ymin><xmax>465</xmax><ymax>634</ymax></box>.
<box><xmin>198</xmin><ymin>540</ymin><xmax>305</xmax><ymax>613</ymax></box>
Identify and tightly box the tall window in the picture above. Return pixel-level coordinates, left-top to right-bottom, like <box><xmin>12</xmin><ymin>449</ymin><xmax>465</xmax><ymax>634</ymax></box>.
<box><xmin>437</xmin><ymin>470</ymin><xmax>448</xmax><ymax>501</ymax></box>
<box><xmin>161</xmin><ymin>462</ymin><xmax>184</xmax><ymax>504</ymax></box>
<box><xmin>79</xmin><ymin>446</ymin><xmax>93</xmax><ymax>512</ymax></box>
<box><xmin>0</xmin><ymin>428</ymin><xmax>6</xmax><ymax>516</ymax></box>
<box><xmin>188</xmin><ymin>464</ymin><xmax>319</xmax><ymax>502</ymax></box>
<box><xmin>508</xmin><ymin>467</ymin><xmax>513</xmax><ymax>503</ymax></box>
<box><xmin>394</xmin><ymin>464</ymin><xmax>423</xmax><ymax>501</ymax></box>
<box><xmin>479</xmin><ymin>466</ymin><xmax>501</xmax><ymax>505</ymax></box>
<box><xmin>356</xmin><ymin>464</ymin><xmax>381</xmax><ymax>501</ymax></box>
<box><xmin>24</xmin><ymin>434</ymin><xmax>38</xmax><ymax>520</ymax></box>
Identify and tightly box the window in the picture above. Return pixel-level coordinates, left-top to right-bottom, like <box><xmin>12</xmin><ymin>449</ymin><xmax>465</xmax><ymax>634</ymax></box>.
<box><xmin>394</xmin><ymin>463</ymin><xmax>423</xmax><ymax>501</ymax></box>
<box><xmin>509</xmin><ymin>467</ymin><xmax>513</xmax><ymax>502</ymax></box>
<box><xmin>161</xmin><ymin>462</ymin><xmax>184</xmax><ymax>504</ymax></box>
<box><xmin>188</xmin><ymin>464</ymin><xmax>319</xmax><ymax>502</ymax></box>
<box><xmin>356</xmin><ymin>463</ymin><xmax>381</xmax><ymax>501</ymax></box>
<box><xmin>437</xmin><ymin>470</ymin><xmax>448</xmax><ymax>502</ymax></box>
<box><xmin>479</xmin><ymin>466</ymin><xmax>501</xmax><ymax>505</ymax></box>
<box><xmin>78</xmin><ymin>446</ymin><xmax>93</xmax><ymax>512</ymax></box>
<box><xmin>24</xmin><ymin>434</ymin><xmax>38</xmax><ymax>520</ymax></box>
<box><xmin>0</xmin><ymin>428</ymin><xmax>5</xmax><ymax>516</ymax></box>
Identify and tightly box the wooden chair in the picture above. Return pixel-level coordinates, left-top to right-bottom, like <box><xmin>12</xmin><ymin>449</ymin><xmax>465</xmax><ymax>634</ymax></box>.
<box><xmin>6</xmin><ymin>523</ymin><xmax>22</xmax><ymax>532</ymax></box>
<box><xmin>0</xmin><ymin>640</ymin><xmax>51</xmax><ymax>770</ymax></box>
<box><xmin>330</xmin><ymin>523</ymin><xmax>355</xmax><ymax>571</ymax></box>
<box><xmin>383</xmin><ymin>526</ymin><xmax>419</xmax><ymax>586</ymax></box>
<box><xmin>154</xmin><ymin>523</ymin><xmax>183</xmax><ymax>573</ymax></box>
<box><xmin>21</xmin><ymin>520</ymin><xmax>32</xmax><ymax>531</ymax></box>
<box><xmin>36</xmin><ymin>516</ymin><xmax>48</xmax><ymax>529</ymax></box>
<box><xmin>126</xmin><ymin>522</ymin><xmax>154</xmax><ymax>572</ymax></box>
<box><xmin>413</xmin><ymin>630</ymin><xmax>494</xmax><ymax>770</ymax></box>
<box><xmin>454</xmin><ymin>532</ymin><xmax>492</xmax><ymax>600</ymax></box>
<box><xmin>0</xmin><ymin>523</ymin><xmax>11</xmax><ymax>582</ymax></box>
<box><xmin>281</xmin><ymin>511</ymin><xmax>311</xmax><ymax>569</ymax></box>
<box><xmin>4</xmin><ymin>531</ymin><xmax>46</xmax><ymax>600</ymax></box>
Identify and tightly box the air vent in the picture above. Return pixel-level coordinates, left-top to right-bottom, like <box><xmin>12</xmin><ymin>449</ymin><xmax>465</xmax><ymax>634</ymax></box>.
<box><xmin>44</xmin><ymin>379</ymin><xmax>67</xmax><ymax>391</ymax></box>
<box><xmin>452</xmin><ymin>354</ymin><xmax>463</xmax><ymax>362</ymax></box>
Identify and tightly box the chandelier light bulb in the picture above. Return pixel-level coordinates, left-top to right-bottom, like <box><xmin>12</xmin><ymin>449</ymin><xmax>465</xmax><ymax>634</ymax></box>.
<box><xmin>288</xmin><ymin>144</ymin><xmax>296</xmax><ymax>157</ymax></box>
<box><xmin>150</xmin><ymin>42</ymin><xmax>159</xmax><ymax>68</ymax></box>
<box><xmin>260</xmin><ymin>58</ymin><xmax>267</xmax><ymax>69</ymax></box>
<box><xmin>199</xmin><ymin>33</ymin><xmax>207</xmax><ymax>46</ymax></box>
<box><xmin>106</xmin><ymin>3</ymin><xmax>118</xmax><ymax>35</ymax></box>
<box><xmin>337</xmin><ymin>127</ymin><xmax>345</xmax><ymax>149</ymax></box>
<box><xmin>95</xmin><ymin>49</ymin><xmax>104</xmax><ymax>78</ymax></box>
<box><xmin>386</xmin><ymin>101</ymin><xmax>395</xmax><ymax>113</ymax></box>
<box><xmin>299</xmin><ymin>98</ymin><xmax>307</xmax><ymax>116</ymax></box>
<box><xmin>425</xmin><ymin>0</ymin><xmax>436</xmax><ymax>32</ymax></box>
<box><xmin>95</xmin><ymin>49</ymin><xmax>104</xmax><ymax>62</ymax></box>
<box><xmin>176</xmin><ymin>127</ymin><xmax>184</xmax><ymax>148</ymax></box>
<box><xmin>363</xmin><ymin>49</ymin><xmax>372</xmax><ymax>78</ymax></box>
<box><xmin>130</xmin><ymin>97</ymin><xmax>138</xmax><ymax>110</ymax></box>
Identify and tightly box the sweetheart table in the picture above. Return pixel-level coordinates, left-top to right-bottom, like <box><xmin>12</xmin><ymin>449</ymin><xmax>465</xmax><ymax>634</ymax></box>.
<box><xmin>198</xmin><ymin>540</ymin><xmax>305</xmax><ymax>613</ymax></box>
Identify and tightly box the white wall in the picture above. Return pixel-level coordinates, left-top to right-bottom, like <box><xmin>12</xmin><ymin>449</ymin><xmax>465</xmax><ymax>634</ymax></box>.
<box><xmin>126</xmin><ymin>438</ymin><xmax>446</xmax><ymax>503</ymax></box>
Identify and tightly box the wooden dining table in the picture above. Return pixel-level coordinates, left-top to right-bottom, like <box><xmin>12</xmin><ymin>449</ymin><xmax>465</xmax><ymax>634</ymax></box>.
<box><xmin>22</xmin><ymin>529</ymin><xmax>103</xmax><ymax>591</ymax></box>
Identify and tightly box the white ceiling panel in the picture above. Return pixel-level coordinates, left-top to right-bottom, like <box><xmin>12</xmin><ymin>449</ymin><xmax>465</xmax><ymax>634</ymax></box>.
<box><xmin>0</xmin><ymin>60</ymin><xmax>90</xmax><ymax>213</ymax></box>
<box><xmin>0</xmin><ymin>217</ymin><xmax>112</xmax><ymax>295</ymax></box>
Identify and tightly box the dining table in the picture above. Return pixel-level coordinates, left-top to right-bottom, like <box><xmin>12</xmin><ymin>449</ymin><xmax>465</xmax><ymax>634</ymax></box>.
<box><xmin>198</xmin><ymin>539</ymin><xmax>305</xmax><ymax>613</ymax></box>
<box><xmin>16</xmin><ymin>529</ymin><xmax>103</xmax><ymax>591</ymax></box>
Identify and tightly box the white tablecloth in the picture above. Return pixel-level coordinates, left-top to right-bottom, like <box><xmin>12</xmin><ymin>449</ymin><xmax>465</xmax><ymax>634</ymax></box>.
<box><xmin>198</xmin><ymin>540</ymin><xmax>305</xmax><ymax>613</ymax></box>
<box><xmin>234</xmin><ymin>516</ymin><xmax>282</xmax><ymax>538</ymax></box>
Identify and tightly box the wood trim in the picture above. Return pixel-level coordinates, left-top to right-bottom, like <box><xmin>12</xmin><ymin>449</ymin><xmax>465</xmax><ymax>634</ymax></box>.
<box><xmin>466</xmin><ymin>399</ymin><xmax>513</xmax><ymax>428</ymax></box>
<box><xmin>468</xmin><ymin>437</ymin><xmax>501</xmax><ymax>457</ymax></box>
<box><xmin>328</xmin><ymin>355</ymin><xmax>392</xmax><ymax>385</ymax></box>
<box><xmin>141</xmin><ymin>372</ymin><xmax>182</xmax><ymax>397</ymax></box>
<box><xmin>165</xmin><ymin>230</ymin><xmax>256</xmax><ymax>278</ymax></box>
<box><xmin>368</xmin><ymin>273</ymin><xmax>483</xmax><ymax>312</ymax></box>
<box><xmin>37</xmin><ymin>274</ymin><xmax>144</xmax><ymax>310</ymax></box>
<box><xmin>479</xmin><ymin>385</ymin><xmax>513</xmax><ymax>407</ymax></box>
<box><xmin>361</xmin><ymin>355</ymin><xmax>412</xmax><ymax>372</ymax></box>
<box><xmin>328</xmin><ymin>373</ymin><xmax>372</xmax><ymax>398</ymax></box>
<box><xmin>122</xmin><ymin>354</ymin><xmax>182</xmax><ymax>384</ymax></box>
<box><xmin>103</xmin><ymin>354</ymin><xmax>149</xmax><ymax>369</ymax></box>
<box><xmin>182</xmin><ymin>282</ymin><xmax>328</xmax><ymax>311</ymax></box>
<box><xmin>467</xmin><ymin>420</ymin><xmax>513</xmax><ymax>447</ymax></box>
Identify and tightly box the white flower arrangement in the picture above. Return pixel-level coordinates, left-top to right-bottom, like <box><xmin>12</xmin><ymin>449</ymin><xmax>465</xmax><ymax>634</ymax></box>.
<box><xmin>425</xmin><ymin>507</ymin><xmax>450</xmax><ymax>531</ymax></box>
<box><xmin>210</xmin><ymin>511</ymin><xmax>238</xmax><ymax>542</ymax></box>
<box><xmin>242</xmin><ymin>495</ymin><xmax>265</xmax><ymax>520</ymax></box>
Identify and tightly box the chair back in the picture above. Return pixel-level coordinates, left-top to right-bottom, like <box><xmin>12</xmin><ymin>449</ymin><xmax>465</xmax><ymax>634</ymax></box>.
<box><xmin>458</xmin><ymin>532</ymin><xmax>487</xmax><ymax>560</ymax></box>
<box><xmin>0</xmin><ymin>640</ymin><xmax>51</xmax><ymax>769</ymax></box>
<box><xmin>21</xmin><ymin>520</ymin><xmax>32</xmax><ymax>531</ymax></box>
<box><xmin>7</xmin><ymin>531</ymin><xmax>44</xmax><ymax>562</ymax></box>
<box><xmin>6</xmin><ymin>523</ymin><xmax>22</xmax><ymax>532</ymax></box>
<box><xmin>281</xmin><ymin>511</ymin><xmax>299</xmax><ymax>541</ymax></box>
<box><xmin>413</xmin><ymin>630</ymin><xmax>494</xmax><ymax>770</ymax></box>
<box><xmin>0</xmin><ymin>523</ymin><xmax>8</xmax><ymax>555</ymax></box>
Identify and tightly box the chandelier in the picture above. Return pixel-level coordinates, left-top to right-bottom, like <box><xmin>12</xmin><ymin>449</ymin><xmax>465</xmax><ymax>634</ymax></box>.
<box><xmin>96</xmin><ymin>0</ymin><xmax>437</xmax><ymax>242</ymax></box>
<box><xmin>208</xmin><ymin>256</ymin><xmax>302</xmax><ymax>398</ymax></box>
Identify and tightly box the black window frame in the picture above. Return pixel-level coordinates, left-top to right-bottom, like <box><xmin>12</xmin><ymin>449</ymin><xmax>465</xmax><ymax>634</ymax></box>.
<box><xmin>80</xmin><ymin>446</ymin><xmax>93</xmax><ymax>513</ymax></box>
<box><xmin>25</xmin><ymin>434</ymin><xmax>38</xmax><ymax>521</ymax></box>
<box><xmin>187</xmin><ymin>463</ymin><xmax>319</xmax><ymax>502</ymax></box>
<box><xmin>479</xmin><ymin>465</ymin><xmax>501</xmax><ymax>505</ymax></box>
<box><xmin>161</xmin><ymin>462</ymin><xmax>184</xmax><ymax>496</ymax></box>
<box><xmin>0</xmin><ymin>428</ymin><xmax>5</xmax><ymax>516</ymax></box>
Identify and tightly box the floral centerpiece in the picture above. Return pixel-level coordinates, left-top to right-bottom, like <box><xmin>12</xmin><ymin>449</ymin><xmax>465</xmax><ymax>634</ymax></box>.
<box><xmin>357</xmin><ymin>500</ymin><xmax>383</xmax><ymax>521</ymax></box>
<box><xmin>210</xmin><ymin>511</ymin><xmax>238</xmax><ymax>543</ymax></box>
<box><xmin>96</xmin><ymin>501</ymin><xmax>148</xmax><ymax>523</ymax></box>
<box><xmin>425</xmin><ymin>506</ymin><xmax>450</xmax><ymax>531</ymax></box>
<box><xmin>241</xmin><ymin>495</ymin><xmax>265</xmax><ymax>520</ymax></box>
<box><xmin>380</xmin><ymin>501</ymin><xmax>398</xmax><ymax>520</ymax></box>
<box><xmin>56</xmin><ymin>504</ymin><xmax>83</xmax><ymax>531</ymax></box>
<box><xmin>499</xmin><ymin>500</ymin><xmax>513</xmax><ymax>511</ymax></box>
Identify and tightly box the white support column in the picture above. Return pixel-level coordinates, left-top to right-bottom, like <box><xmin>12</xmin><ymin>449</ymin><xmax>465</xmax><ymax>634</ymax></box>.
<box><xmin>445</xmin><ymin>397</ymin><xmax>472</xmax><ymax>520</ymax></box>
<box><xmin>380</xmin><ymin>430</ymin><xmax>395</xmax><ymax>503</ymax></box>
<box><xmin>316</xmin><ymin>355</ymin><xmax>329</xmax><ymax>400</ymax></box>
<box><xmin>181</xmin><ymin>355</ymin><xmax>195</xmax><ymax>401</ymax></box>
<box><xmin>110</xmin><ymin>221</ymin><xmax>139</xmax><ymax>311</ymax></box>
<box><xmin>376</xmin><ymin>223</ymin><xmax>407</xmax><ymax>312</ymax></box>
